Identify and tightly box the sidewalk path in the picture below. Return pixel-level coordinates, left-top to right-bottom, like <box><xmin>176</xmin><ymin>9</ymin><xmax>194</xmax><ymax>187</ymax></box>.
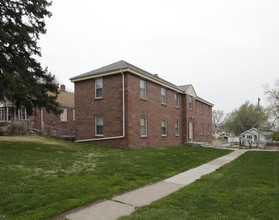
<box><xmin>62</xmin><ymin>150</ymin><xmax>246</xmax><ymax>220</ymax></box>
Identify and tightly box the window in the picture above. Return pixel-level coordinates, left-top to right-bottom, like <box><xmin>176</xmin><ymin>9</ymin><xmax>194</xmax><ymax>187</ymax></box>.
<box><xmin>60</xmin><ymin>108</ymin><xmax>67</xmax><ymax>122</ymax></box>
<box><xmin>175</xmin><ymin>120</ymin><xmax>179</xmax><ymax>136</ymax></box>
<box><xmin>140</xmin><ymin>116</ymin><xmax>147</xmax><ymax>137</ymax></box>
<box><xmin>140</xmin><ymin>79</ymin><xmax>146</xmax><ymax>99</ymax></box>
<box><xmin>0</xmin><ymin>108</ymin><xmax>5</xmax><ymax>121</ymax></box>
<box><xmin>95</xmin><ymin>116</ymin><xmax>103</xmax><ymax>136</ymax></box>
<box><xmin>161</xmin><ymin>87</ymin><xmax>166</xmax><ymax>104</ymax></box>
<box><xmin>7</xmin><ymin>108</ymin><xmax>11</xmax><ymax>122</ymax></box>
<box><xmin>208</xmin><ymin>106</ymin><xmax>210</xmax><ymax>116</ymax></box>
<box><xmin>21</xmin><ymin>107</ymin><xmax>27</xmax><ymax>120</ymax></box>
<box><xmin>189</xmin><ymin>96</ymin><xmax>193</xmax><ymax>109</ymax></box>
<box><xmin>200</xmin><ymin>103</ymin><xmax>203</xmax><ymax>114</ymax></box>
<box><xmin>201</xmin><ymin>123</ymin><xmax>204</xmax><ymax>135</ymax></box>
<box><xmin>208</xmin><ymin>124</ymin><xmax>210</xmax><ymax>135</ymax></box>
<box><xmin>175</xmin><ymin>93</ymin><xmax>179</xmax><ymax>107</ymax></box>
<box><xmin>95</xmin><ymin>78</ymin><xmax>103</xmax><ymax>98</ymax></box>
<box><xmin>73</xmin><ymin>109</ymin><xmax>75</xmax><ymax>121</ymax></box>
<box><xmin>161</xmin><ymin>119</ymin><xmax>167</xmax><ymax>136</ymax></box>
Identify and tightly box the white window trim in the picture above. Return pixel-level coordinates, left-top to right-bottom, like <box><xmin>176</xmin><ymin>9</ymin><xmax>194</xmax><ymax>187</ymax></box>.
<box><xmin>161</xmin><ymin>87</ymin><xmax>167</xmax><ymax>105</ymax></box>
<box><xmin>95</xmin><ymin>115</ymin><xmax>104</xmax><ymax>136</ymax></box>
<box><xmin>175</xmin><ymin>93</ymin><xmax>179</xmax><ymax>108</ymax></box>
<box><xmin>189</xmin><ymin>96</ymin><xmax>193</xmax><ymax>110</ymax></box>
<box><xmin>201</xmin><ymin>123</ymin><xmax>204</xmax><ymax>135</ymax></box>
<box><xmin>73</xmin><ymin>109</ymin><xmax>75</xmax><ymax>121</ymax></box>
<box><xmin>95</xmin><ymin>78</ymin><xmax>103</xmax><ymax>99</ymax></box>
<box><xmin>140</xmin><ymin>79</ymin><xmax>147</xmax><ymax>99</ymax></box>
<box><xmin>60</xmin><ymin>108</ymin><xmax>68</xmax><ymax>122</ymax></box>
<box><xmin>140</xmin><ymin>116</ymin><xmax>147</xmax><ymax>137</ymax></box>
<box><xmin>0</xmin><ymin>108</ymin><xmax>5</xmax><ymax>121</ymax></box>
<box><xmin>161</xmin><ymin>118</ymin><xmax>167</xmax><ymax>136</ymax></box>
<box><xmin>175</xmin><ymin>120</ymin><xmax>179</xmax><ymax>136</ymax></box>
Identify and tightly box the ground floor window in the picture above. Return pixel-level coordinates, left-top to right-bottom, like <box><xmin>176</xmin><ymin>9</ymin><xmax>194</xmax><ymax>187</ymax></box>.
<box><xmin>0</xmin><ymin>108</ymin><xmax>5</xmax><ymax>121</ymax></box>
<box><xmin>95</xmin><ymin>115</ymin><xmax>103</xmax><ymax>136</ymax></box>
<box><xmin>21</xmin><ymin>107</ymin><xmax>27</xmax><ymax>120</ymax></box>
<box><xmin>140</xmin><ymin>116</ymin><xmax>147</xmax><ymax>137</ymax></box>
<box><xmin>175</xmin><ymin>120</ymin><xmax>179</xmax><ymax>136</ymax></box>
<box><xmin>201</xmin><ymin>123</ymin><xmax>204</xmax><ymax>135</ymax></box>
<box><xmin>162</xmin><ymin>119</ymin><xmax>167</xmax><ymax>136</ymax></box>
<box><xmin>60</xmin><ymin>108</ymin><xmax>67</xmax><ymax>122</ymax></box>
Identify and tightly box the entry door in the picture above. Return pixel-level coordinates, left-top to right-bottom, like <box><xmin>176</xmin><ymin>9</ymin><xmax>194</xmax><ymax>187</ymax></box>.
<box><xmin>189</xmin><ymin>122</ymin><xmax>193</xmax><ymax>141</ymax></box>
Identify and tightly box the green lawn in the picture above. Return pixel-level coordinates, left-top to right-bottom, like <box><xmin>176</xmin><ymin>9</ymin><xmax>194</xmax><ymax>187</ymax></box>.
<box><xmin>0</xmin><ymin>136</ymin><xmax>230</xmax><ymax>220</ymax></box>
<box><xmin>121</xmin><ymin>151</ymin><xmax>279</xmax><ymax>220</ymax></box>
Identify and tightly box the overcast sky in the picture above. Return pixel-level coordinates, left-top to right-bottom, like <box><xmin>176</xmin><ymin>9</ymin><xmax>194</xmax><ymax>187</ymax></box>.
<box><xmin>38</xmin><ymin>0</ymin><xmax>279</xmax><ymax>114</ymax></box>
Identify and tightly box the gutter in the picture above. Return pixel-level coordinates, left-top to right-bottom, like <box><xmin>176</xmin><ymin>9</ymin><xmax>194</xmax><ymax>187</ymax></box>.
<box><xmin>75</xmin><ymin>70</ymin><xmax>125</xmax><ymax>143</ymax></box>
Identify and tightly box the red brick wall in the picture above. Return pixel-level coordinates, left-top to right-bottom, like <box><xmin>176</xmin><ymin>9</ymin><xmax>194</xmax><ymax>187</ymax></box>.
<box><xmin>186</xmin><ymin>98</ymin><xmax>212</xmax><ymax>143</ymax></box>
<box><xmin>125</xmin><ymin>73</ymin><xmax>183</xmax><ymax>148</ymax></box>
<box><xmin>74</xmin><ymin>71</ymin><xmax>213</xmax><ymax>148</ymax></box>
<box><xmin>75</xmin><ymin>74</ymin><xmax>129</xmax><ymax>148</ymax></box>
<box><xmin>30</xmin><ymin>107</ymin><xmax>75</xmax><ymax>132</ymax></box>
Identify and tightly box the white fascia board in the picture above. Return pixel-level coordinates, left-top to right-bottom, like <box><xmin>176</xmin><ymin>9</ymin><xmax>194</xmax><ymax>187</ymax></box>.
<box><xmin>128</xmin><ymin>69</ymin><xmax>185</xmax><ymax>93</ymax></box>
<box><xmin>71</xmin><ymin>68</ymin><xmax>185</xmax><ymax>94</ymax></box>
<box><xmin>196</xmin><ymin>97</ymin><xmax>214</xmax><ymax>106</ymax></box>
<box><xmin>70</xmin><ymin>69</ymin><xmax>125</xmax><ymax>82</ymax></box>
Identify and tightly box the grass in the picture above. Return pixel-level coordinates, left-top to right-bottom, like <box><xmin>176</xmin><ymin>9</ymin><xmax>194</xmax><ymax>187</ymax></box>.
<box><xmin>120</xmin><ymin>151</ymin><xmax>279</xmax><ymax>220</ymax></box>
<box><xmin>0</xmin><ymin>135</ymin><xmax>230</xmax><ymax>220</ymax></box>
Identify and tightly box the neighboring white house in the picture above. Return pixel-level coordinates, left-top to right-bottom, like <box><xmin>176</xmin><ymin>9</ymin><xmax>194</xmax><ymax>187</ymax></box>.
<box><xmin>228</xmin><ymin>128</ymin><xmax>266</xmax><ymax>148</ymax></box>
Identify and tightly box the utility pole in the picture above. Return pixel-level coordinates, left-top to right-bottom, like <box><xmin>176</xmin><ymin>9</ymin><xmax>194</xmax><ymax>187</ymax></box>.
<box><xmin>258</xmin><ymin>98</ymin><xmax>261</xmax><ymax>148</ymax></box>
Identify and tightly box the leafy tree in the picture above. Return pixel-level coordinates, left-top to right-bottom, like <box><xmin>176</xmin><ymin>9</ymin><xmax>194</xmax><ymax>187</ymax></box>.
<box><xmin>265</xmin><ymin>79</ymin><xmax>279</xmax><ymax>130</ymax></box>
<box><xmin>0</xmin><ymin>0</ymin><xmax>62</xmax><ymax>115</ymax></box>
<box><xmin>224</xmin><ymin>101</ymin><xmax>269</xmax><ymax>136</ymax></box>
<box><xmin>212</xmin><ymin>110</ymin><xmax>225</xmax><ymax>134</ymax></box>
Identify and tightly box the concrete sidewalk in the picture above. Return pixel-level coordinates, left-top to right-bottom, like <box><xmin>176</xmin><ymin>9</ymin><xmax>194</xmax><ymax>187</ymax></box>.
<box><xmin>62</xmin><ymin>150</ymin><xmax>246</xmax><ymax>220</ymax></box>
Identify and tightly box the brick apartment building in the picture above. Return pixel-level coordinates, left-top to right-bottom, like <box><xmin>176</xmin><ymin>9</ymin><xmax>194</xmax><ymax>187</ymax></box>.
<box><xmin>71</xmin><ymin>60</ymin><xmax>213</xmax><ymax>148</ymax></box>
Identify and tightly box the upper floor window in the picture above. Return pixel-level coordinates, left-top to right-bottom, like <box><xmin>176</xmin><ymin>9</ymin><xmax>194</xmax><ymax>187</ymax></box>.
<box><xmin>140</xmin><ymin>79</ymin><xmax>146</xmax><ymax>99</ymax></box>
<box><xmin>175</xmin><ymin>93</ymin><xmax>179</xmax><ymax>107</ymax></box>
<box><xmin>161</xmin><ymin>119</ymin><xmax>167</xmax><ymax>136</ymax></box>
<box><xmin>95</xmin><ymin>78</ymin><xmax>103</xmax><ymax>98</ymax></box>
<box><xmin>60</xmin><ymin>108</ymin><xmax>67</xmax><ymax>122</ymax></box>
<box><xmin>200</xmin><ymin>103</ymin><xmax>203</xmax><ymax>114</ymax></box>
<box><xmin>140</xmin><ymin>116</ymin><xmax>147</xmax><ymax>137</ymax></box>
<box><xmin>189</xmin><ymin>96</ymin><xmax>193</xmax><ymax>109</ymax></box>
<box><xmin>161</xmin><ymin>87</ymin><xmax>166</xmax><ymax>104</ymax></box>
<box><xmin>95</xmin><ymin>115</ymin><xmax>104</xmax><ymax>136</ymax></box>
<box><xmin>201</xmin><ymin>123</ymin><xmax>204</xmax><ymax>135</ymax></box>
<box><xmin>208</xmin><ymin>106</ymin><xmax>210</xmax><ymax>116</ymax></box>
<box><xmin>175</xmin><ymin>120</ymin><xmax>179</xmax><ymax>136</ymax></box>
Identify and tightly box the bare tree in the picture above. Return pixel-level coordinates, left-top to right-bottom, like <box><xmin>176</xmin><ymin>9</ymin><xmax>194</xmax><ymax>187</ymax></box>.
<box><xmin>265</xmin><ymin>79</ymin><xmax>279</xmax><ymax>130</ymax></box>
<box><xmin>212</xmin><ymin>110</ymin><xmax>225</xmax><ymax>137</ymax></box>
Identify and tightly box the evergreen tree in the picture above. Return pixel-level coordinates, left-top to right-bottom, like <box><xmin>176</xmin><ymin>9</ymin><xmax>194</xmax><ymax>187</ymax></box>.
<box><xmin>0</xmin><ymin>0</ymin><xmax>62</xmax><ymax>115</ymax></box>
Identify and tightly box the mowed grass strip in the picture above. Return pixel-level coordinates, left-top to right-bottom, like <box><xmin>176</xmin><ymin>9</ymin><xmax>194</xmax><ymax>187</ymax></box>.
<box><xmin>121</xmin><ymin>151</ymin><xmax>279</xmax><ymax>220</ymax></box>
<box><xmin>0</xmin><ymin>136</ymin><xmax>230</xmax><ymax>220</ymax></box>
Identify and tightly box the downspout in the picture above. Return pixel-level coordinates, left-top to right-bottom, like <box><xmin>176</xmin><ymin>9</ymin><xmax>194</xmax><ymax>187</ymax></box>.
<box><xmin>76</xmin><ymin>70</ymin><xmax>125</xmax><ymax>142</ymax></box>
